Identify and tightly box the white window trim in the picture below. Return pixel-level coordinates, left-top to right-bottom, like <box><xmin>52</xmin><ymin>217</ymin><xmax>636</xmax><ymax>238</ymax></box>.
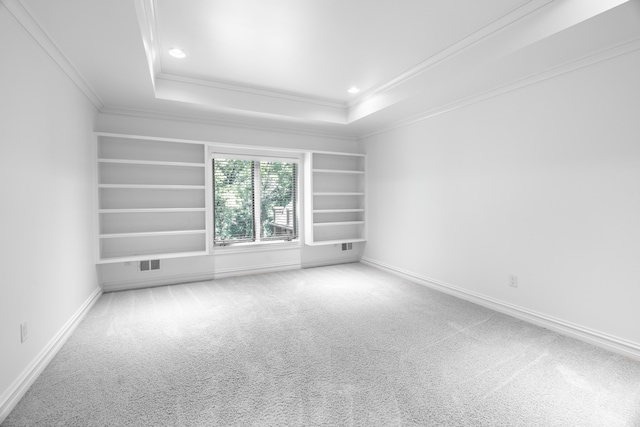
<box><xmin>210</xmin><ymin>148</ymin><xmax>303</xmax><ymax>250</ymax></box>
<box><xmin>212</xmin><ymin>239</ymin><xmax>302</xmax><ymax>255</ymax></box>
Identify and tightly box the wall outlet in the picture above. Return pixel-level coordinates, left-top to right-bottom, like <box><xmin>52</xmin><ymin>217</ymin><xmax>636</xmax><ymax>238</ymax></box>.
<box><xmin>20</xmin><ymin>322</ymin><xmax>28</xmax><ymax>343</ymax></box>
<box><xmin>509</xmin><ymin>275</ymin><xmax>518</xmax><ymax>288</ymax></box>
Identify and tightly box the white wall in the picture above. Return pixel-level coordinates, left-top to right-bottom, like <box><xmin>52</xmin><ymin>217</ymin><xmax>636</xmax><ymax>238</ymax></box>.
<box><xmin>361</xmin><ymin>50</ymin><xmax>640</xmax><ymax>350</ymax></box>
<box><xmin>96</xmin><ymin>113</ymin><xmax>363</xmax><ymax>290</ymax></box>
<box><xmin>0</xmin><ymin>4</ymin><xmax>100</xmax><ymax>417</ymax></box>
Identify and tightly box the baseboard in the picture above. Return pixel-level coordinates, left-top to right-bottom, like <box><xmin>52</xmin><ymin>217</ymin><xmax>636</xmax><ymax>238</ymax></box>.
<box><xmin>361</xmin><ymin>257</ymin><xmax>640</xmax><ymax>361</ymax></box>
<box><xmin>0</xmin><ymin>286</ymin><xmax>103</xmax><ymax>424</ymax></box>
<box><xmin>302</xmin><ymin>256</ymin><xmax>360</xmax><ymax>269</ymax></box>
<box><xmin>214</xmin><ymin>262</ymin><xmax>301</xmax><ymax>279</ymax></box>
<box><xmin>102</xmin><ymin>272</ymin><xmax>217</xmax><ymax>292</ymax></box>
<box><xmin>102</xmin><ymin>258</ymin><xmax>359</xmax><ymax>291</ymax></box>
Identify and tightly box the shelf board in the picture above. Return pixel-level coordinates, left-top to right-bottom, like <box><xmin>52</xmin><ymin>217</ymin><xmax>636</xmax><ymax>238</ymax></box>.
<box><xmin>313</xmin><ymin>209</ymin><xmax>364</xmax><ymax>213</ymax></box>
<box><xmin>313</xmin><ymin>192</ymin><xmax>365</xmax><ymax>196</ymax></box>
<box><xmin>99</xmin><ymin>208</ymin><xmax>206</xmax><ymax>213</ymax></box>
<box><xmin>97</xmin><ymin>250</ymin><xmax>209</xmax><ymax>264</ymax></box>
<box><xmin>99</xmin><ymin>229</ymin><xmax>206</xmax><ymax>239</ymax></box>
<box><xmin>98</xmin><ymin>158</ymin><xmax>205</xmax><ymax>167</ymax></box>
<box><xmin>98</xmin><ymin>184</ymin><xmax>206</xmax><ymax>190</ymax></box>
<box><xmin>313</xmin><ymin>221</ymin><xmax>365</xmax><ymax>227</ymax></box>
<box><xmin>305</xmin><ymin>238</ymin><xmax>367</xmax><ymax>246</ymax></box>
<box><xmin>313</xmin><ymin>169</ymin><xmax>364</xmax><ymax>174</ymax></box>
<box><xmin>307</xmin><ymin>150</ymin><xmax>365</xmax><ymax>157</ymax></box>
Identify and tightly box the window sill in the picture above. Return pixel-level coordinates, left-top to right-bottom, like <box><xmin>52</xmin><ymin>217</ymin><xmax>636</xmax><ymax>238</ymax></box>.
<box><xmin>212</xmin><ymin>240</ymin><xmax>301</xmax><ymax>255</ymax></box>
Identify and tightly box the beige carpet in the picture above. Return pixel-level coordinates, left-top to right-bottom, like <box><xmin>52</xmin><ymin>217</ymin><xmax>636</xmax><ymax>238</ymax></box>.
<box><xmin>3</xmin><ymin>263</ymin><xmax>640</xmax><ymax>426</ymax></box>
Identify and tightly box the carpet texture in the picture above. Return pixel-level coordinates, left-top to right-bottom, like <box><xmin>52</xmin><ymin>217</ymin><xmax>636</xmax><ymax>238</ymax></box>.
<box><xmin>3</xmin><ymin>263</ymin><xmax>640</xmax><ymax>426</ymax></box>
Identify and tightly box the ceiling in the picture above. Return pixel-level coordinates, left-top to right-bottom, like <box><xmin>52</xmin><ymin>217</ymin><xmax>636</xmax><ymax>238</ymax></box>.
<box><xmin>11</xmin><ymin>0</ymin><xmax>640</xmax><ymax>138</ymax></box>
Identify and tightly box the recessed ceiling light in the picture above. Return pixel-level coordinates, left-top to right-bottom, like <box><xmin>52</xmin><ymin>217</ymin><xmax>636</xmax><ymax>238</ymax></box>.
<box><xmin>348</xmin><ymin>87</ymin><xmax>360</xmax><ymax>94</ymax></box>
<box><xmin>169</xmin><ymin>48</ymin><xmax>186</xmax><ymax>59</ymax></box>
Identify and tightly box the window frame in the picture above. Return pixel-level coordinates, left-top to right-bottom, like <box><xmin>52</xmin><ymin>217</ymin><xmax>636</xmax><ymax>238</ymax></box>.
<box><xmin>210</xmin><ymin>150</ymin><xmax>302</xmax><ymax>251</ymax></box>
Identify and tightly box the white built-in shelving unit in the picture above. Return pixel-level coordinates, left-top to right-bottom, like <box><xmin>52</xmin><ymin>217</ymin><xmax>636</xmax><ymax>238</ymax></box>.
<box><xmin>304</xmin><ymin>151</ymin><xmax>366</xmax><ymax>245</ymax></box>
<box><xmin>94</xmin><ymin>133</ymin><xmax>209</xmax><ymax>263</ymax></box>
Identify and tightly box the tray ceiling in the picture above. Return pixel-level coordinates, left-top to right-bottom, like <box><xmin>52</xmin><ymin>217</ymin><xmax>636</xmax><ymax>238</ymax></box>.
<box><xmin>12</xmin><ymin>0</ymin><xmax>639</xmax><ymax>137</ymax></box>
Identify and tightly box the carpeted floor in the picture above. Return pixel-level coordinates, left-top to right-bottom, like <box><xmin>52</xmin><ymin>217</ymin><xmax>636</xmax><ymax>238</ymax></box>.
<box><xmin>3</xmin><ymin>263</ymin><xmax>640</xmax><ymax>426</ymax></box>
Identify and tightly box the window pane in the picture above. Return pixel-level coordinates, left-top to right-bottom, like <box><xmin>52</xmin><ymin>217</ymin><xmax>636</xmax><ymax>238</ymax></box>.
<box><xmin>260</xmin><ymin>161</ymin><xmax>297</xmax><ymax>240</ymax></box>
<box><xmin>213</xmin><ymin>159</ymin><xmax>254</xmax><ymax>243</ymax></box>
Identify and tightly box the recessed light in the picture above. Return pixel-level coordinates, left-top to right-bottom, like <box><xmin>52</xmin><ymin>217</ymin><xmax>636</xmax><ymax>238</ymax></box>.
<box><xmin>348</xmin><ymin>87</ymin><xmax>360</xmax><ymax>94</ymax></box>
<box><xmin>169</xmin><ymin>48</ymin><xmax>186</xmax><ymax>59</ymax></box>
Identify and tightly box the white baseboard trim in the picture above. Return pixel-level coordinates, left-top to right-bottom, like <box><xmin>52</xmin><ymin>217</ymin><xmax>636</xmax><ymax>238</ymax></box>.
<box><xmin>302</xmin><ymin>256</ymin><xmax>360</xmax><ymax>269</ymax></box>
<box><xmin>214</xmin><ymin>262</ymin><xmax>301</xmax><ymax>279</ymax></box>
<box><xmin>361</xmin><ymin>257</ymin><xmax>640</xmax><ymax>361</ymax></box>
<box><xmin>0</xmin><ymin>286</ymin><xmax>103</xmax><ymax>424</ymax></box>
<box><xmin>102</xmin><ymin>272</ymin><xmax>217</xmax><ymax>292</ymax></box>
<box><xmin>102</xmin><ymin>258</ymin><xmax>362</xmax><ymax>290</ymax></box>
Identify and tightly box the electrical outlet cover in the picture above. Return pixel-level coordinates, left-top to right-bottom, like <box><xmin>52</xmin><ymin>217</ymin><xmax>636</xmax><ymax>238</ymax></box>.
<box><xmin>20</xmin><ymin>322</ymin><xmax>28</xmax><ymax>343</ymax></box>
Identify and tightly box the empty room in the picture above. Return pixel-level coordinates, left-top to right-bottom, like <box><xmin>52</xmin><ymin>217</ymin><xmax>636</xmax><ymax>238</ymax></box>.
<box><xmin>1</xmin><ymin>0</ymin><xmax>639</xmax><ymax>425</ymax></box>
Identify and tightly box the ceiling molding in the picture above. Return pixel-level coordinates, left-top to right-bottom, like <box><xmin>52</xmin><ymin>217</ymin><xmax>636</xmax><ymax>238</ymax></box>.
<box><xmin>157</xmin><ymin>72</ymin><xmax>347</xmax><ymax>109</ymax></box>
<box><xmin>359</xmin><ymin>37</ymin><xmax>640</xmax><ymax>140</ymax></box>
<box><xmin>346</xmin><ymin>0</ymin><xmax>547</xmax><ymax>109</ymax></box>
<box><xmin>349</xmin><ymin>0</ymin><xmax>631</xmax><ymax>111</ymax></box>
<box><xmin>99</xmin><ymin>106</ymin><xmax>358</xmax><ymax>142</ymax></box>
<box><xmin>134</xmin><ymin>0</ymin><xmax>160</xmax><ymax>92</ymax></box>
<box><xmin>137</xmin><ymin>0</ymin><xmax>347</xmax><ymax>114</ymax></box>
<box><xmin>0</xmin><ymin>0</ymin><xmax>104</xmax><ymax>109</ymax></box>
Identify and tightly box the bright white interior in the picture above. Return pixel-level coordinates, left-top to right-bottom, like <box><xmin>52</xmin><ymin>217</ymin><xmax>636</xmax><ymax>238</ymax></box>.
<box><xmin>1</xmin><ymin>0</ymin><xmax>639</xmax><ymax>422</ymax></box>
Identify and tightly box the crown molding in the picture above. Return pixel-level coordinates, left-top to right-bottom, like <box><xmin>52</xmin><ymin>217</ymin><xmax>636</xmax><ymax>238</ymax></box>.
<box><xmin>137</xmin><ymin>0</ymin><xmax>346</xmax><ymax>111</ymax></box>
<box><xmin>134</xmin><ymin>0</ymin><xmax>159</xmax><ymax>92</ymax></box>
<box><xmin>157</xmin><ymin>72</ymin><xmax>347</xmax><ymax>110</ymax></box>
<box><xmin>99</xmin><ymin>106</ymin><xmax>358</xmax><ymax>142</ymax></box>
<box><xmin>359</xmin><ymin>37</ymin><xmax>640</xmax><ymax>140</ymax></box>
<box><xmin>1</xmin><ymin>0</ymin><xmax>103</xmax><ymax>109</ymax></box>
<box><xmin>346</xmin><ymin>0</ymin><xmax>546</xmax><ymax>109</ymax></box>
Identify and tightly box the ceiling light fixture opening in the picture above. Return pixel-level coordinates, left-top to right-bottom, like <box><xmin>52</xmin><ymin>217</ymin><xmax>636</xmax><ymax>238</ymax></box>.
<box><xmin>348</xmin><ymin>87</ymin><xmax>360</xmax><ymax>94</ymax></box>
<box><xmin>169</xmin><ymin>48</ymin><xmax>186</xmax><ymax>59</ymax></box>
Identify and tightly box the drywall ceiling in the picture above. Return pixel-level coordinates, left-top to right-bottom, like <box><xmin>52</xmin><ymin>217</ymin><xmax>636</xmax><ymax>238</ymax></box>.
<box><xmin>10</xmin><ymin>0</ymin><xmax>640</xmax><ymax>138</ymax></box>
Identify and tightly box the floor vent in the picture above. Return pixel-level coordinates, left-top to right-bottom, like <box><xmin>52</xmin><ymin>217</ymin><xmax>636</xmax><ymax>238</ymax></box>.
<box><xmin>140</xmin><ymin>260</ymin><xmax>161</xmax><ymax>271</ymax></box>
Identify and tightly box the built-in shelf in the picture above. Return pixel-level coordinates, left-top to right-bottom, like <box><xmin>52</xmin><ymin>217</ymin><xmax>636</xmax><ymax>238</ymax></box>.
<box><xmin>99</xmin><ymin>208</ymin><xmax>206</xmax><ymax>213</ymax></box>
<box><xmin>312</xmin><ymin>169</ymin><xmax>365</xmax><ymax>174</ymax></box>
<box><xmin>313</xmin><ymin>192</ymin><xmax>365</xmax><ymax>196</ymax></box>
<box><xmin>313</xmin><ymin>221</ymin><xmax>365</xmax><ymax>227</ymax></box>
<box><xmin>304</xmin><ymin>151</ymin><xmax>366</xmax><ymax>246</ymax></box>
<box><xmin>96</xmin><ymin>251</ymin><xmax>209</xmax><ymax>265</ymax></box>
<box><xmin>313</xmin><ymin>209</ymin><xmax>365</xmax><ymax>213</ymax></box>
<box><xmin>99</xmin><ymin>230</ymin><xmax>207</xmax><ymax>239</ymax></box>
<box><xmin>305</xmin><ymin>238</ymin><xmax>367</xmax><ymax>247</ymax></box>
<box><xmin>98</xmin><ymin>184</ymin><xmax>206</xmax><ymax>190</ymax></box>
<box><xmin>94</xmin><ymin>133</ymin><xmax>209</xmax><ymax>263</ymax></box>
<box><xmin>97</xmin><ymin>159</ymin><xmax>205</xmax><ymax>168</ymax></box>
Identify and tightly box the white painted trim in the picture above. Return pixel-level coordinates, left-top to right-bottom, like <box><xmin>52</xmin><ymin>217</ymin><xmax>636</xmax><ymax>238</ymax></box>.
<box><xmin>347</xmin><ymin>0</ymin><xmax>543</xmax><ymax>108</ymax></box>
<box><xmin>158</xmin><ymin>72</ymin><xmax>347</xmax><ymax>109</ymax></box>
<box><xmin>0</xmin><ymin>287</ymin><xmax>103</xmax><ymax>424</ymax></box>
<box><xmin>133</xmin><ymin>0</ymin><xmax>159</xmax><ymax>92</ymax></box>
<box><xmin>360</xmin><ymin>257</ymin><xmax>640</xmax><ymax>362</ymax></box>
<box><xmin>359</xmin><ymin>37</ymin><xmax>640</xmax><ymax>140</ymax></box>
<box><xmin>0</xmin><ymin>0</ymin><xmax>103</xmax><ymax>109</ymax></box>
<box><xmin>134</xmin><ymin>0</ymin><xmax>346</xmax><ymax>110</ymax></box>
<box><xmin>213</xmin><ymin>262</ymin><xmax>301</xmax><ymax>279</ymax></box>
<box><xmin>102</xmin><ymin>272</ymin><xmax>217</xmax><ymax>292</ymax></box>
<box><xmin>212</xmin><ymin>242</ymin><xmax>302</xmax><ymax>256</ymax></box>
<box><xmin>302</xmin><ymin>257</ymin><xmax>360</xmax><ymax>270</ymax></box>
<box><xmin>98</xmin><ymin>107</ymin><xmax>358</xmax><ymax>142</ymax></box>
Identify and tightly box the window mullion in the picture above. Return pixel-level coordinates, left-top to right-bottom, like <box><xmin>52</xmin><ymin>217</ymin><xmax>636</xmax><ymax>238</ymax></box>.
<box><xmin>253</xmin><ymin>161</ymin><xmax>261</xmax><ymax>242</ymax></box>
